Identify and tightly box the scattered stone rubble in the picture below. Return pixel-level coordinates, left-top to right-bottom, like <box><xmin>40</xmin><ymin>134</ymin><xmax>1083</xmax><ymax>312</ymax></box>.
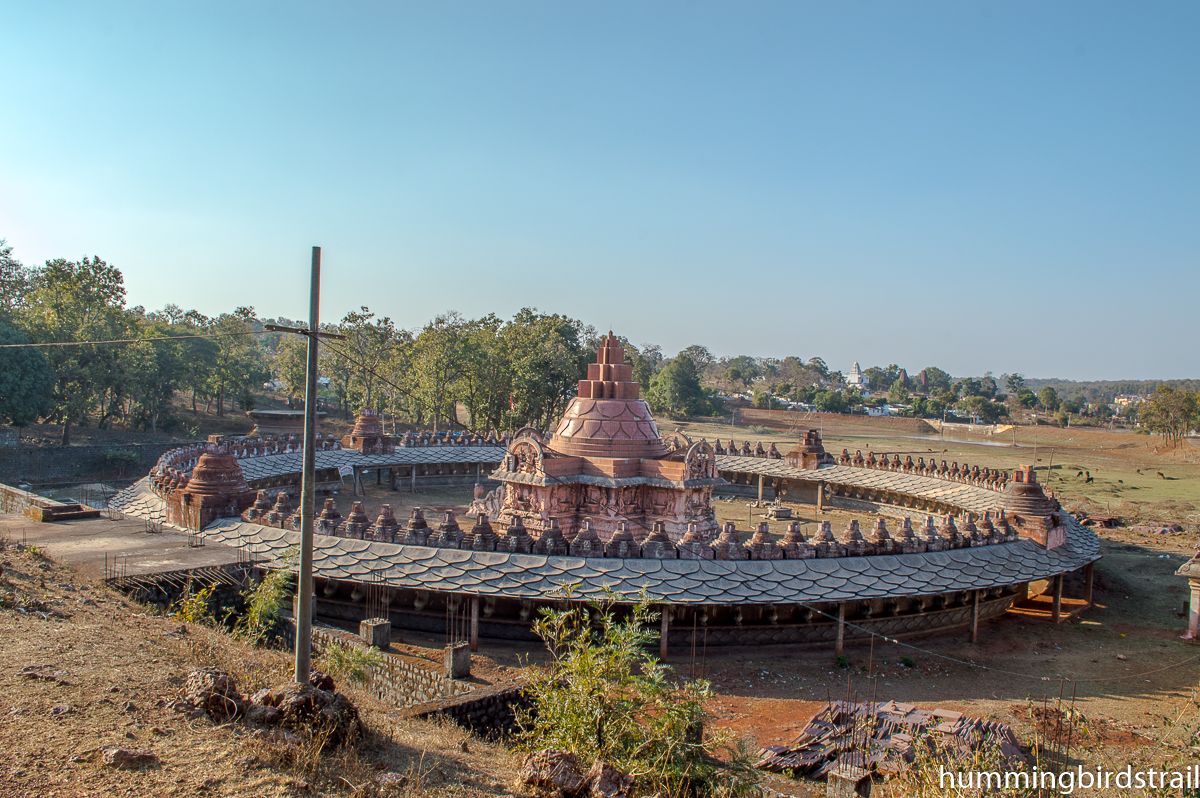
<box><xmin>518</xmin><ymin>750</ymin><xmax>637</xmax><ymax>798</ymax></box>
<box><xmin>755</xmin><ymin>700</ymin><xmax>1025</xmax><ymax>781</ymax></box>
<box><xmin>176</xmin><ymin>668</ymin><xmax>359</xmax><ymax>746</ymax></box>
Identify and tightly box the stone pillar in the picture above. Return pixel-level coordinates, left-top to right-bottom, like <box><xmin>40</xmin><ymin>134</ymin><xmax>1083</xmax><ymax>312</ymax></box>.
<box><xmin>1176</xmin><ymin>558</ymin><xmax>1200</xmax><ymax>640</ymax></box>
<box><xmin>1084</xmin><ymin>563</ymin><xmax>1094</xmax><ymax>606</ymax></box>
<box><xmin>970</xmin><ymin>590</ymin><xmax>980</xmax><ymax>644</ymax></box>
<box><xmin>444</xmin><ymin>642</ymin><xmax>471</xmax><ymax>679</ymax></box>
<box><xmin>470</xmin><ymin>596</ymin><xmax>479</xmax><ymax>652</ymax></box>
<box><xmin>389</xmin><ymin>468</ymin><xmax>397</xmax><ymax>491</ymax></box>
<box><xmin>1052</xmin><ymin>574</ymin><xmax>1063</xmax><ymax>623</ymax></box>
<box><xmin>757</xmin><ymin>474</ymin><xmax>764</xmax><ymax>503</ymax></box>
<box><xmin>377</xmin><ymin>468</ymin><xmax>382</xmax><ymax>485</ymax></box>
<box><xmin>360</xmin><ymin>618</ymin><xmax>391</xmax><ymax>648</ymax></box>
<box><xmin>352</xmin><ymin>468</ymin><xmax>362</xmax><ymax>496</ymax></box>
<box><xmin>835</xmin><ymin>602</ymin><xmax>845</xmax><ymax>656</ymax></box>
<box><xmin>411</xmin><ymin>467</ymin><xmax>417</xmax><ymax>493</ymax></box>
<box><xmin>660</xmin><ymin>605</ymin><xmax>669</xmax><ymax>661</ymax></box>
<box><xmin>817</xmin><ymin>481</ymin><xmax>825</xmax><ymax>514</ymax></box>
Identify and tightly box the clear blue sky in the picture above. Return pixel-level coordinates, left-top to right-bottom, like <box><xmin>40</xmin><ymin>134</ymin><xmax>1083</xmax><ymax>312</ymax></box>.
<box><xmin>2</xmin><ymin>1</ymin><xmax>1196</xmax><ymax>381</ymax></box>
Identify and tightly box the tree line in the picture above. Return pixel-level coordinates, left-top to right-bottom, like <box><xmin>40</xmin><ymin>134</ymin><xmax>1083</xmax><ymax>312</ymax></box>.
<box><xmin>1</xmin><ymin>238</ymin><xmax>1194</xmax><ymax>442</ymax></box>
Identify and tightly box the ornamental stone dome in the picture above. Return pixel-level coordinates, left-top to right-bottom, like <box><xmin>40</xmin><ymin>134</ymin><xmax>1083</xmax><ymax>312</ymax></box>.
<box><xmin>545</xmin><ymin>333</ymin><xmax>667</xmax><ymax>460</ymax></box>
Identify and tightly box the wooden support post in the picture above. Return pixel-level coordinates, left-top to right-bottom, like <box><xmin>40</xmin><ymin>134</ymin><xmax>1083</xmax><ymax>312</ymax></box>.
<box><xmin>660</xmin><ymin>605</ymin><xmax>669</xmax><ymax>661</ymax></box>
<box><xmin>1052</xmin><ymin>574</ymin><xmax>1063</xmax><ymax>623</ymax></box>
<box><xmin>970</xmin><ymin>590</ymin><xmax>980</xmax><ymax>643</ymax></box>
<box><xmin>352</xmin><ymin>468</ymin><xmax>362</xmax><ymax>496</ymax></box>
<box><xmin>389</xmin><ymin>468</ymin><xmax>397</xmax><ymax>491</ymax></box>
<box><xmin>757</xmin><ymin>474</ymin><xmax>764</xmax><ymax>503</ymax></box>
<box><xmin>470</xmin><ymin>596</ymin><xmax>479</xmax><ymax>652</ymax></box>
<box><xmin>1084</xmin><ymin>563</ymin><xmax>1094</xmax><ymax>606</ymax></box>
<box><xmin>376</xmin><ymin>468</ymin><xmax>382</xmax><ymax>485</ymax></box>
<box><xmin>835</xmin><ymin>602</ymin><xmax>845</xmax><ymax>656</ymax></box>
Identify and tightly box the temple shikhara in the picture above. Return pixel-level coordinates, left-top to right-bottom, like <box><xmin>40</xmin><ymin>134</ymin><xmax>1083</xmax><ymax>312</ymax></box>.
<box><xmin>479</xmin><ymin>333</ymin><xmax>722</xmax><ymax>545</ymax></box>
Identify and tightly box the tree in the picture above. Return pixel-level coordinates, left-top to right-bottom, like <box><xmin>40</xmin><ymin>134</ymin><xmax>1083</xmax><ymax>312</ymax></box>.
<box><xmin>814</xmin><ymin>389</ymin><xmax>847</xmax><ymax>414</ymax></box>
<box><xmin>0</xmin><ymin>319</ymin><xmax>54</xmax><ymax>425</ymax></box>
<box><xmin>1142</xmin><ymin>386</ymin><xmax>1198</xmax><ymax>446</ymax></box>
<box><xmin>648</xmin><ymin>354</ymin><xmax>706</xmax><ymax>418</ymax></box>
<box><xmin>410</xmin><ymin>311</ymin><xmax>469</xmax><ymax>431</ymax></box>
<box><xmin>919</xmin><ymin>366</ymin><xmax>953</xmax><ymax>394</ymax></box>
<box><xmin>504</xmin><ymin>309</ymin><xmax>589</xmax><ymax>431</ymax></box>
<box><xmin>0</xmin><ymin>239</ymin><xmax>33</xmax><ymax>318</ymax></box>
<box><xmin>1005</xmin><ymin>373</ymin><xmax>1026</xmax><ymax>394</ymax></box>
<box><xmin>887</xmin><ymin>381</ymin><xmax>910</xmax><ymax>404</ymax></box>
<box><xmin>679</xmin><ymin>345</ymin><xmax>714</xmax><ymax>373</ymax></box>
<box><xmin>273</xmin><ymin>334</ymin><xmax>310</xmax><ymax>406</ymax></box>
<box><xmin>338</xmin><ymin>307</ymin><xmax>399</xmax><ymax>412</ymax></box>
<box><xmin>206</xmin><ymin>308</ymin><xmax>266</xmax><ymax>417</ymax></box>
<box><xmin>1038</xmin><ymin>387</ymin><xmax>1060</xmax><ymax>412</ymax></box>
<box><xmin>22</xmin><ymin>256</ymin><xmax>129</xmax><ymax>443</ymax></box>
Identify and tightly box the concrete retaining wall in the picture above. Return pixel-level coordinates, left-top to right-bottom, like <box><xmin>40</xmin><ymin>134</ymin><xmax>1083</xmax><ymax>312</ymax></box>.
<box><xmin>406</xmin><ymin>679</ymin><xmax>533</xmax><ymax>739</ymax></box>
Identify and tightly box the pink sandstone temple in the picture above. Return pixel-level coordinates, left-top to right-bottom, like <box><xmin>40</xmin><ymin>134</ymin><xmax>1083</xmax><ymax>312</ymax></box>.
<box><xmin>481</xmin><ymin>333</ymin><xmax>723</xmax><ymax>544</ymax></box>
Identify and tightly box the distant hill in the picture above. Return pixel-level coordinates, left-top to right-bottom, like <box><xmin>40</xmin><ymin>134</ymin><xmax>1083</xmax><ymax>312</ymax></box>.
<box><xmin>1021</xmin><ymin>378</ymin><xmax>1200</xmax><ymax>403</ymax></box>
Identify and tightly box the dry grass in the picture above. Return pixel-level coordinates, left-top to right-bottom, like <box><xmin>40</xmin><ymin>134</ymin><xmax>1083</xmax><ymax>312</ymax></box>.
<box><xmin>0</xmin><ymin>536</ymin><xmax>522</xmax><ymax>798</ymax></box>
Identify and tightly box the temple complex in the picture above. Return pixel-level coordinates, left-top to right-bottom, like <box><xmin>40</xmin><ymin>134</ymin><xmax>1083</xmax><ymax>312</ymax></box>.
<box><xmin>114</xmin><ymin>331</ymin><xmax>1100</xmax><ymax>650</ymax></box>
<box><xmin>479</xmin><ymin>333</ymin><xmax>722</xmax><ymax>543</ymax></box>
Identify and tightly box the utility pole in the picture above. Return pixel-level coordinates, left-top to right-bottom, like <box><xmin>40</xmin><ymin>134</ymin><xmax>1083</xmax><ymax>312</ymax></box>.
<box><xmin>264</xmin><ymin>248</ymin><xmax>345</xmax><ymax>685</ymax></box>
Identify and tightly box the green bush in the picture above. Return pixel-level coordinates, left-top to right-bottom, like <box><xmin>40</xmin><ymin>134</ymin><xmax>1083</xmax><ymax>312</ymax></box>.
<box><xmin>317</xmin><ymin>639</ymin><xmax>384</xmax><ymax>686</ymax></box>
<box><xmin>517</xmin><ymin>590</ymin><xmax>760</xmax><ymax>798</ymax></box>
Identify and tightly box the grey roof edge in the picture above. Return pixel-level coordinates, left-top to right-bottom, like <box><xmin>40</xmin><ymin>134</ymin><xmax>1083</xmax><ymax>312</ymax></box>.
<box><xmin>189</xmin><ymin>508</ymin><xmax>1100</xmax><ymax>606</ymax></box>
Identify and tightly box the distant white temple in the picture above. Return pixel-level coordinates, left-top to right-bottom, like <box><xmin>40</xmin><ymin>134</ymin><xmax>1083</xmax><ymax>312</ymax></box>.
<box><xmin>845</xmin><ymin>361</ymin><xmax>866</xmax><ymax>388</ymax></box>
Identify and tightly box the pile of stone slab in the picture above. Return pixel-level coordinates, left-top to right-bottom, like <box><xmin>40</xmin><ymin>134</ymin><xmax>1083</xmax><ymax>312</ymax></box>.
<box><xmin>755</xmin><ymin>700</ymin><xmax>1025</xmax><ymax>780</ymax></box>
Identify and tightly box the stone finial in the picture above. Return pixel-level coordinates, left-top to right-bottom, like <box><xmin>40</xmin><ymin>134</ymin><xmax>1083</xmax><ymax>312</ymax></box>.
<box><xmin>754</xmin><ymin>441</ymin><xmax>766</xmax><ymax>458</ymax></box>
<box><xmin>569</xmin><ymin>519</ymin><xmax>603</xmax><ymax>558</ymax></box>
<box><xmin>713</xmin><ymin>440</ymin><xmax>726</xmax><ymax>455</ymax></box>
<box><xmin>921</xmin><ymin>516</ymin><xmax>946</xmax><ymax>551</ymax></box>
<box><xmin>767</xmin><ymin>443</ymin><xmax>782</xmax><ymax>459</ymax></box>
<box><xmin>343</xmin><ymin>501</ymin><xmax>370</xmax><ymax>539</ymax></box>
<box><xmin>839</xmin><ymin>449</ymin><xmax>852</xmax><ymax>465</ymax></box>
<box><xmin>319</xmin><ymin>498</ymin><xmax>340</xmax><ymax>521</ymax></box>
<box><xmin>464</xmin><ymin>514</ymin><xmax>497</xmax><ymax>551</ymax></box>
<box><xmin>374</xmin><ymin>504</ymin><xmax>401</xmax><ymax>543</ymax></box>
<box><xmin>813</xmin><ymin>520</ymin><xmax>846</xmax><ymax>558</ymax></box>
<box><xmin>605</xmin><ymin>521</ymin><xmax>639</xmax><ymax>559</ymax></box>
<box><xmin>678</xmin><ymin>522</ymin><xmax>714</xmax><ymax>560</ymax></box>
<box><xmin>534</xmin><ymin>517</ymin><xmax>570</xmax><ymax>556</ymax></box>
<box><xmin>843</xmin><ymin>520</ymin><xmax>871</xmax><ymax>556</ymax></box>
<box><xmin>266</xmin><ymin>492</ymin><xmax>293</xmax><ymax>527</ymax></box>
<box><xmin>781</xmin><ymin>521</ymin><xmax>815</xmax><ymax>560</ymax></box>
<box><xmin>402</xmin><ymin>507</ymin><xmax>430</xmax><ymax>546</ymax></box>
<box><xmin>711</xmin><ymin>522</ymin><xmax>748</xmax><ymax>561</ymax></box>
<box><xmin>640</xmin><ymin>520</ymin><xmax>678</xmax><ymax>559</ymax></box>
<box><xmin>500</xmin><ymin>516</ymin><xmax>533</xmax><ymax>554</ymax></box>
<box><xmin>433</xmin><ymin>510</ymin><xmax>464</xmax><ymax>548</ymax></box>
<box><xmin>866</xmin><ymin>451</ymin><xmax>878</xmax><ymax>468</ymax></box>
<box><xmin>852</xmin><ymin>450</ymin><xmax>865</xmax><ymax>467</ymax></box>
<box><xmin>245</xmin><ymin>490</ymin><xmax>272</xmax><ymax>521</ymax></box>
<box><xmin>939</xmin><ymin>515</ymin><xmax>961</xmax><ymax>548</ymax></box>
<box><xmin>747</xmin><ymin>521</ymin><xmax>782</xmax><ymax>560</ymax></box>
<box><xmin>740</xmin><ymin>441</ymin><xmax>753</xmax><ymax>457</ymax></box>
<box><xmin>962</xmin><ymin>514</ymin><xmax>985</xmax><ymax>546</ymax></box>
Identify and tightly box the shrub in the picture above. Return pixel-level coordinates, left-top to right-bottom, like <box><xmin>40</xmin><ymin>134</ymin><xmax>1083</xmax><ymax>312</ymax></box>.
<box><xmin>517</xmin><ymin>590</ymin><xmax>760</xmax><ymax>797</ymax></box>
<box><xmin>318</xmin><ymin>640</ymin><xmax>384</xmax><ymax>687</ymax></box>
<box><xmin>236</xmin><ymin>566</ymin><xmax>294</xmax><ymax>645</ymax></box>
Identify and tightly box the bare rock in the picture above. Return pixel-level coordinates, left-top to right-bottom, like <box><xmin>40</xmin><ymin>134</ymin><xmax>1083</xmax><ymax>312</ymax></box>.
<box><xmin>519</xmin><ymin>749</ymin><xmax>587</xmax><ymax>797</ymax></box>
<box><xmin>267</xmin><ymin>682</ymin><xmax>359</xmax><ymax>745</ymax></box>
<box><xmin>250</xmin><ymin>688</ymin><xmax>276</xmax><ymax>706</ymax></box>
<box><xmin>102</xmin><ymin>748</ymin><xmax>158</xmax><ymax>769</ymax></box>
<box><xmin>377</xmin><ymin>772</ymin><xmax>410</xmax><ymax>792</ymax></box>
<box><xmin>50</xmin><ymin>704</ymin><xmax>72</xmax><ymax>716</ymax></box>
<box><xmin>586</xmin><ymin>759</ymin><xmax>634</xmax><ymax>798</ymax></box>
<box><xmin>246</xmin><ymin>704</ymin><xmax>284</xmax><ymax>726</ymax></box>
<box><xmin>308</xmin><ymin>670</ymin><xmax>335</xmax><ymax>691</ymax></box>
<box><xmin>185</xmin><ymin>668</ymin><xmax>245</xmax><ymax>721</ymax></box>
